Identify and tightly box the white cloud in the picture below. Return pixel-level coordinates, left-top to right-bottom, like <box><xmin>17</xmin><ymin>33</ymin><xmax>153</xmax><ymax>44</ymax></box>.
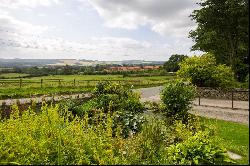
<box><xmin>0</xmin><ymin>14</ymin><xmax>51</xmax><ymax>35</ymax></box>
<box><xmin>0</xmin><ymin>0</ymin><xmax>60</xmax><ymax>9</ymax></box>
<box><xmin>88</xmin><ymin>0</ymin><xmax>199</xmax><ymax>38</ymax></box>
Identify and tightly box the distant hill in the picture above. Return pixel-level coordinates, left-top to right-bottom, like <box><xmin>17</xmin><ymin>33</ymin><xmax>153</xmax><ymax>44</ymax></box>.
<box><xmin>0</xmin><ymin>59</ymin><xmax>165</xmax><ymax>67</ymax></box>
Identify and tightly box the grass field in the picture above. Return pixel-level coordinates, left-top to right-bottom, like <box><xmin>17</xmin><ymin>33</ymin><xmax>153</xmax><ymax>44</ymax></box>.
<box><xmin>200</xmin><ymin>117</ymin><xmax>249</xmax><ymax>165</ymax></box>
<box><xmin>0</xmin><ymin>73</ymin><xmax>30</xmax><ymax>78</ymax></box>
<box><xmin>0</xmin><ymin>74</ymin><xmax>175</xmax><ymax>99</ymax></box>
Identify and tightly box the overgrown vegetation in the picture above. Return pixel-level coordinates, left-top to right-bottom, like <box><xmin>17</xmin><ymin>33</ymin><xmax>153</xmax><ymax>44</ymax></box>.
<box><xmin>60</xmin><ymin>81</ymin><xmax>145</xmax><ymax>138</ymax></box>
<box><xmin>177</xmin><ymin>53</ymin><xmax>235</xmax><ymax>88</ymax></box>
<box><xmin>0</xmin><ymin>81</ymin><xmax>236</xmax><ymax>165</ymax></box>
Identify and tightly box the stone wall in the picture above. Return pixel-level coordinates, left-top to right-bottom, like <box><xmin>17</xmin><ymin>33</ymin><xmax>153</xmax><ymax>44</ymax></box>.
<box><xmin>197</xmin><ymin>87</ymin><xmax>249</xmax><ymax>101</ymax></box>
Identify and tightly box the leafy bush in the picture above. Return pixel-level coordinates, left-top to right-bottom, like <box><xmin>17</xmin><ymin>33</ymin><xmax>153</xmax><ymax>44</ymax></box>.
<box><xmin>167</xmin><ymin>130</ymin><xmax>233</xmax><ymax>165</ymax></box>
<box><xmin>161</xmin><ymin>79</ymin><xmax>196</xmax><ymax>122</ymax></box>
<box><xmin>177</xmin><ymin>53</ymin><xmax>235</xmax><ymax>88</ymax></box>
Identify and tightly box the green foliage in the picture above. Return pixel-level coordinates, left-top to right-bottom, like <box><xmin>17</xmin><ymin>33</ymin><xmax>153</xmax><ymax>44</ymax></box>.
<box><xmin>0</xmin><ymin>104</ymin><xmax>125</xmax><ymax>165</ymax></box>
<box><xmin>0</xmin><ymin>103</ymin><xmax>233</xmax><ymax>165</ymax></box>
<box><xmin>241</xmin><ymin>74</ymin><xmax>249</xmax><ymax>89</ymax></box>
<box><xmin>189</xmin><ymin>0</ymin><xmax>249</xmax><ymax>81</ymax></box>
<box><xmin>212</xmin><ymin>64</ymin><xmax>236</xmax><ymax>88</ymax></box>
<box><xmin>61</xmin><ymin>81</ymin><xmax>145</xmax><ymax>138</ymax></box>
<box><xmin>167</xmin><ymin>130</ymin><xmax>233</xmax><ymax>165</ymax></box>
<box><xmin>245</xmin><ymin>74</ymin><xmax>249</xmax><ymax>83</ymax></box>
<box><xmin>177</xmin><ymin>53</ymin><xmax>235</xmax><ymax>88</ymax></box>
<box><xmin>122</xmin><ymin>116</ymin><xmax>172</xmax><ymax>164</ymax></box>
<box><xmin>163</xmin><ymin>54</ymin><xmax>188</xmax><ymax>72</ymax></box>
<box><xmin>160</xmin><ymin>79</ymin><xmax>196</xmax><ymax>122</ymax></box>
<box><xmin>93</xmin><ymin>81</ymin><xmax>144</xmax><ymax>113</ymax></box>
<box><xmin>93</xmin><ymin>82</ymin><xmax>145</xmax><ymax>137</ymax></box>
<box><xmin>59</xmin><ymin>98</ymin><xmax>95</xmax><ymax>117</ymax></box>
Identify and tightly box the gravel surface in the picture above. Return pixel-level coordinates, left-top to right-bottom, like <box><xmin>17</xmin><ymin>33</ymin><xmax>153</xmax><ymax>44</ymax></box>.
<box><xmin>135</xmin><ymin>86</ymin><xmax>249</xmax><ymax>125</ymax></box>
<box><xmin>190</xmin><ymin>106</ymin><xmax>249</xmax><ymax>125</ymax></box>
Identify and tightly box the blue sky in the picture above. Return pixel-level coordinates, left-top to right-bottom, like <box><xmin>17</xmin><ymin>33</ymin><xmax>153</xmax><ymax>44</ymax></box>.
<box><xmin>0</xmin><ymin>0</ymin><xmax>203</xmax><ymax>61</ymax></box>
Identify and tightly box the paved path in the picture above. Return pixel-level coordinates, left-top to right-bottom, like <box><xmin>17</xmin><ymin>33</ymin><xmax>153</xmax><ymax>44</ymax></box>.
<box><xmin>135</xmin><ymin>86</ymin><xmax>249</xmax><ymax>125</ymax></box>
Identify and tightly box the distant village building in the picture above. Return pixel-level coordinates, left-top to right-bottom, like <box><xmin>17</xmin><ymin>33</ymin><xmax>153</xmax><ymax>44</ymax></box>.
<box><xmin>106</xmin><ymin>65</ymin><xmax>161</xmax><ymax>72</ymax></box>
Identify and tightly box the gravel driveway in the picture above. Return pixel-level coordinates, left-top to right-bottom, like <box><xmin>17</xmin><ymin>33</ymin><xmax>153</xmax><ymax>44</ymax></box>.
<box><xmin>135</xmin><ymin>86</ymin><xmax>249</xmax><ymax>125</ymax></box>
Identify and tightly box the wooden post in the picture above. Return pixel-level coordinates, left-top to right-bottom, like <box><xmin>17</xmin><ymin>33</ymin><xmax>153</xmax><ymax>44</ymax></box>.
<box><xmin>41</xmin><ymin>79</ymin><xmax>43</xmax><ymax>88</ymax></box>
<box><xmin>19</xmin><ymin>78</ymin><xmax>22</xmax><ymax>88</ymax></box>
<box><xmin>232</xmin><ymin>91</ymin><xmax>234</xmax><ymax>109</ymax></box>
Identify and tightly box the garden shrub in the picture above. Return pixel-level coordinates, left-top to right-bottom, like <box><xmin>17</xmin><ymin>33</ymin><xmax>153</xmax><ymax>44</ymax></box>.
<box><xmin>160</xmin><ymin>79</ymin><xmax>196</xmax><ymax>123</ymax></box>
<box><xmin>167</xmin><ymin>130</ymin><xmax>233</xmax><ymax>165</ymax></box>
<box><xmin>177</xmin><ymin>53</ymin><xmax>235</xmax><ymax>88</ymax></box>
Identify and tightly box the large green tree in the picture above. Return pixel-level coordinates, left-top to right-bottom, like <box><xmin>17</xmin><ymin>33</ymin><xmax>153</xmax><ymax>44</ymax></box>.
<box><xmin>189</xmin><ymin>0</ymin><xmax>249</xmax><ymax>82</ymax></box>
<box><xmin>163</xmin><ymin>54</ymin><xmax>188</xmax><ymax>72</ymax></box>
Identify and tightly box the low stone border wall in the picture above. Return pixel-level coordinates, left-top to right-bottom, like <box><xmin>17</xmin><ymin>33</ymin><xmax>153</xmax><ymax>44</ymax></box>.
<box><xmin>197</xmin><ymin>87</ymin><xmax>249</xmax><ymax>101</ymax></box>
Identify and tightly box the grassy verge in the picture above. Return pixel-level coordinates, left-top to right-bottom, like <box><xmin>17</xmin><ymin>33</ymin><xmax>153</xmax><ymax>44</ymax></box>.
<box><xmin>200</xmin><ymin>117</ymin><xmax>249</xmax><ymax>165</ymax></box>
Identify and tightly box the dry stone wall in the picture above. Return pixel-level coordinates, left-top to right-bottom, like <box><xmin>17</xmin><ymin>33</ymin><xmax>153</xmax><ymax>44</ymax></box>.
<box><xmin>197</xmin><ymin>87</ymin><xmax>249</xmax><ymax>101</ymax></box>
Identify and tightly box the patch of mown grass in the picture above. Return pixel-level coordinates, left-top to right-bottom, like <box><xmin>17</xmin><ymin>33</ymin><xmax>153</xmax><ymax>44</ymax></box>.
<box><xmin>200</xmin><ymin>117</ymin><xmax>249</xmax><ymax>165</ymax></box>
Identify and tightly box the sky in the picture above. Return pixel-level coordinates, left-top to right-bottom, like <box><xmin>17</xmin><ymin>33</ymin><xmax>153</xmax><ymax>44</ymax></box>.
<box><xmin>0</xmin><ymin>0</ymin><xmax>203</xmax><ymax>61</ymax></box>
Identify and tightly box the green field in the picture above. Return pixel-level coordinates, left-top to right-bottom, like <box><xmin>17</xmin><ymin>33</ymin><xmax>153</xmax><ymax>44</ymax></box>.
<box><xmin>200</xmin><ymin>117</ymin><xmax>249</xmax><ymax>165</ymax></box>
<box><xmin>0</xmin><ymin>74</ymin><xmax>175</xmax><ymax>99</ymax></box>
<box><xmin>0</xmin><ymin>73</ymin><xmax>30</xmax><ymax>79</ymax></box>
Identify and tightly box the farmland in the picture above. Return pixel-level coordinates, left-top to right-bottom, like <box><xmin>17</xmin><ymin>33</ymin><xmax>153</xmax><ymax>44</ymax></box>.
<box><xmin>0</xmin><ymin>74</ymin><xmax>175</xmax><ymax>99</ymax></box>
